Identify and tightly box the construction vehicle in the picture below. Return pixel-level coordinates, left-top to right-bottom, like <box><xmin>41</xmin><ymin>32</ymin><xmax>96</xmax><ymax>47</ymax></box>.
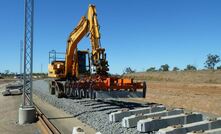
<box><xmin>48</xmin><ymin>4</ymin><xmax>146</xmax><ymax>99</ymax></box>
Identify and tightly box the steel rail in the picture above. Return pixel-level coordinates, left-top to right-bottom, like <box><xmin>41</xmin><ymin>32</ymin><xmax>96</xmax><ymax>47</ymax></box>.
<box><xmin>35</xmin><ymin>104</ymin><xmax>61</xmax><ymax>134</ymax></box>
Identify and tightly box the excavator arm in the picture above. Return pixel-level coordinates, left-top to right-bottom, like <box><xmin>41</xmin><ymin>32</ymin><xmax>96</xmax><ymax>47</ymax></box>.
<box><xmin>87</xmin><ymin>5</ymin><xmax>109</xmax><ymax>75</ymax></box>
<box><xmin>88</xmin><ymin>4</ymin><xmax>101</xmax><ymax>54</ymax></box>
<box><xmin>65</xmin><ymin>16</ymin><xmax>88</xmax><ymax>78</ymax></box>
<box><xmin>64</xmin><ymin>4</ymin><xmax>108</xmax><ymax>79</ymax></box>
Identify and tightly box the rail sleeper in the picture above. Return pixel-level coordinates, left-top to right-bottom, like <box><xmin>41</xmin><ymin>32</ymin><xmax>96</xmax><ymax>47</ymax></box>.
<box><xmin>137</xmin><ymin>112</ymin><xmax>203</xmax><ymax>132</ymax></box>
<box><xmin>122</xmin><ymin>108</ymin><xmax>184</xmax><ymax>128</ymax></box>
<box><xmin>157</xmin><ymin>117</ymin><xmax>221</xmax><ymax>134</ymax></box>
<box><xmin>109</xmin><ymin>105</ymin><xmax>166</xmax><ymax>122</ymax></box>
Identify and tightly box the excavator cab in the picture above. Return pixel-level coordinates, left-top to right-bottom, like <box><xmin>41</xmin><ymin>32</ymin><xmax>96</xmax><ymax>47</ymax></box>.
<box><xmin>77</xmin><ymin>50</ymin><xmax>91</xmax><ymax>76</ymax></box>
<box><xmin>48</xmin><ymin>50</ymin><xmax>91</xmax><ymax>79</ymax></box>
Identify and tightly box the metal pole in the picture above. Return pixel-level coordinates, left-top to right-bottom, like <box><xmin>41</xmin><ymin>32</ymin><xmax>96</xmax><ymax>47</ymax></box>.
<box><xmin>19</xmin><ymin>0</ymin><xmax>36</xmax><ymax>124</ymax></box>
<box><xmin>22</xmin><ymin>0</ymin><xmax>34</xmax><ymax>107</ymax></box>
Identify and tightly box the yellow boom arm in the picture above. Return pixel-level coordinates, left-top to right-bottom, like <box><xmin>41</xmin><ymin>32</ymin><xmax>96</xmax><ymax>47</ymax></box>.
<box><xmin>65</xmin><ymin>17</ymin><xmax>88</xmax><ymax>78</ymax></box>
<box><xmin>64</xmin><ymin>4</ymin><xmax>108</xmax><ymax>79</ymax></box>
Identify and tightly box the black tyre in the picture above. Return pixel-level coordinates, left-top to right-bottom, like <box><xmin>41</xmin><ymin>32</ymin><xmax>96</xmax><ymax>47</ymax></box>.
<box><xmin>142</xmin><ymin>81</ymin><xmax>147</xmax><ymax>98</ymax></box>
<box><xmin>55</xmin><ymin>89</ymin><xmax>62</xmax><ymax>98</ymax></box>
<box><xmin>89</xmin><ymin>84</ymin><xmax>96</xmax><ymax>99</ymax></box>
<box><xmin>49</xmin><ymin>82</ymin><xmax>55</xmax><ymax>95</ymax></box>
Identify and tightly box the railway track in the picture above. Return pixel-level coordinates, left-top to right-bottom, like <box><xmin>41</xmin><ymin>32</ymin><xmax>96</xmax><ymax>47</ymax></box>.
<box><xmin>71</xmin><ymin>98</ymin><xmax>221</xmax><ymax>134</ymax></box>
<box><xmin>32</xmin><ymin>80</ymin><xmax>221</xmax><ymax>134</ymax></box>
<box><xmin>35</xmin><ymin>103</ymin><xmax>61</xmax><ymax>134</ymax></box>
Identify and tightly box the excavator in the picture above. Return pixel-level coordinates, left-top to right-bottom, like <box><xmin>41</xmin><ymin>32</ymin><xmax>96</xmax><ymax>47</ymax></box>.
<box><xmin>48</xmin><ymin>4</ymin><xmax>146</xmax><ymax>99</ymax></box>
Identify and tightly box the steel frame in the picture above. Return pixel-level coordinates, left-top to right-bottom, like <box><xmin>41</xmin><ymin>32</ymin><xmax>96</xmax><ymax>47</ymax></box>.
<box><xmin>22</xmin><ymin>0</ymin><xmax>34</xmax><ymax>107</ymax></box>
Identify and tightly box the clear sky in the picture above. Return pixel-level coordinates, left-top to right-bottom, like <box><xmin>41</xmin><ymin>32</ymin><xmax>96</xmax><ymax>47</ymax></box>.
<box><xmin>0</xmin><ymin>0</ymin><xmax>221</xmax><ymax>74</ymax></box>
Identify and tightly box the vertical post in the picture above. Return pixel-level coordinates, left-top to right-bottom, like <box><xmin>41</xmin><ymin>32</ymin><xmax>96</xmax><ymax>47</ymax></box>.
<box><xmin>19</xmin><ymin>0</ymin><xmax>36</xmax><ymax>124</ymax></box>
<box><xmin>23</xmin><ymin>0</ymin><xmax>34</xmax><ymax>107</ymax></box>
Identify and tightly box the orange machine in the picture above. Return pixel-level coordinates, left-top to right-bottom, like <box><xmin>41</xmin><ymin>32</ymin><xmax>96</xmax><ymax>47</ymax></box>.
<box><xmin>48</xmin><ymin>4</ymin><xmax>146</xmax><ymax>99</ymax></box>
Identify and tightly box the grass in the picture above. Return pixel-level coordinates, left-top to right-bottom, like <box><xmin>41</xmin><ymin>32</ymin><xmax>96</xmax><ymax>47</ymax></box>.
<box><xmin>124</xmin><ymin>70</ymin><xmax>221</xmax><ymax>84</ymax></box>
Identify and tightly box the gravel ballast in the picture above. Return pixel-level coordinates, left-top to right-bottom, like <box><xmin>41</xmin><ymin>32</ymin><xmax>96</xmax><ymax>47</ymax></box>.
<box><xmin>33</xmin><ymin>80</ymin><xmax>148</xmax><ymax>134</ymax></box>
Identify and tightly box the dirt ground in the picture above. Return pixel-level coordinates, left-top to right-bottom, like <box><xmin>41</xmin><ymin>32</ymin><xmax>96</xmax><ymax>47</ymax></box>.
<box><xmin>125</xmin><ymin>71</ymin><xmax>221</xmax><ymax>117</ymax></box>
<box><xmin>133</xmin><ymin>81</ymin><xmax>221</xmax><ymax>117</ymax></box>
<box><xmin>0</xmin><ymin>79</ymin><xmax>16</xmax><ymax>85</ymax></box>
<box><xmin>0</xmin><ymin>79</ymin><xmax>96</xmax><ymax>134</ymax></box>
<box><xmin>125</xmin><ymin>70</ymin><xmax>221</xmax><ymax>84</ymax></box>
<box><xmin>0</xmin><ymin>82</ymin><xmax>39</xmax><ymax>134</ymax></box>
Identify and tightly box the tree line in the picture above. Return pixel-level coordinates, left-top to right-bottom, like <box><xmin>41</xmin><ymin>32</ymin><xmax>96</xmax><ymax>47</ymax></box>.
<box><xmin>124</xmin><ymin>53</ymin><xmax>221</xmax><ymax>73</ymax></box>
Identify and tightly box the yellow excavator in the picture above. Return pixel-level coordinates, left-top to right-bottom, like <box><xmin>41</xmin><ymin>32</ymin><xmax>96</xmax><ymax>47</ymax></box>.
<box><xmin>48</xmin><ymin>4</ymin><xmax>146</xmax><ymax>99</ymax></box>
<box><xmin>48</xmin><ymin>4</ymin><xmax>108</xmax><ymax>79</ymax></box>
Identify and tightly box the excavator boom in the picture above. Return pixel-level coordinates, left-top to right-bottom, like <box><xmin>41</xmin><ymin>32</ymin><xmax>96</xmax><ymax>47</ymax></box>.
<box><xmin>65</xmin><ymin>16</ymin><xmax>88</xmax><ymax>78</ymax></box>
<box><xmin>63</xmin><ymin>5</ymin><xmax>108</xmax><ymax>79</ymax></box>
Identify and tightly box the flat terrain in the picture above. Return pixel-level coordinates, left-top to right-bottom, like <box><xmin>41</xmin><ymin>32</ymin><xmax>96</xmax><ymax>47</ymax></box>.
<box><xmin>0</xmin><ymin>79</ymin><xmax>96</xmax><ymax>134</ymax></box>
<box><xmin>125</xmin><ymin>70</ymin><xmax>221</xmax><ymax>116</ymax></box>
<box><xmin>0</xmin><ymin>78</ymin><xmax>16</xmax><ymax>85</ymax></box>
<box><xmin>0</xmin><ymin>81</ymin><xmax>38</xmax><ymax>134</ymax></box>
<box><xmin>125</xmin><ymin>70</ymin><xmax>221</xmax><ymax>84</ymax></box>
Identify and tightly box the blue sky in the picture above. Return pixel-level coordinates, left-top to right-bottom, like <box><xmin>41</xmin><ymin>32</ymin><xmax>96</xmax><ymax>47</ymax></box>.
<box><xmin>0</xmin><ymin>0</ymin><xmax>221</xmax><ymax>74</ymax></box>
